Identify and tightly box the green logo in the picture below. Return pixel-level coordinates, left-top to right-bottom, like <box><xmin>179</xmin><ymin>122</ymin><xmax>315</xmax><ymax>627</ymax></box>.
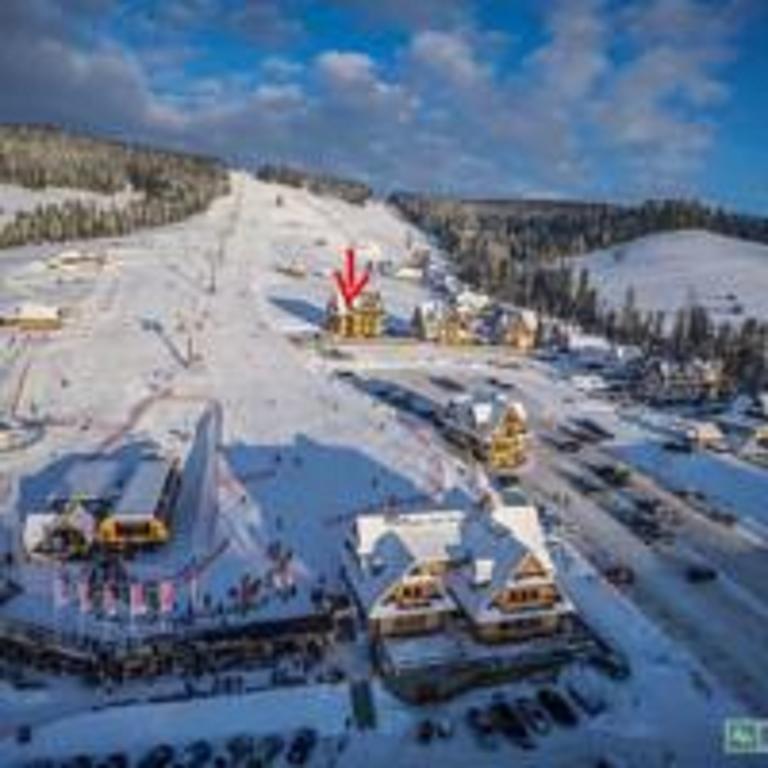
<box><xmin>725</xmin><ymin>719</ymin><xmax>768</xmax><ymax>754</ymax></box>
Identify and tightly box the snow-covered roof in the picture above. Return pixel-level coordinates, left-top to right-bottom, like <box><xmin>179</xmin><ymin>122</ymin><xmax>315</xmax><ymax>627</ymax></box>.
<box><xmin>445</xmin><ymin>392</ymin><xmax>526</xmax><ymax>438</ymax></box>
<box><xmin>346</xmin><ymin>494</ymin><xmax>560</xmax><ymax>624</ymax></box>
<box><xmin>114</xmin><ymin>457</ymin><xmax>174</xmax><ymax>518</ymax></box>
<box><xmin>684</xmin><ymin>421</ymin><xmax>724</xmax><ymax>442</ymax></box>
<box><xmin>494</xmin><ymin>306</ymin><xmax>538</xmax><ymax>333</ymax></box>
<box><xmin>49</xmin><ymin>458</ymin><xmax>122</xmax><ymax>503</ymax></box>
<box><xmin>23</xmin><ymin>513</ymin><xmax>58</xmax><ymax>553</ymax></box>
<box><xmin>0</xmin><ymin>302</ymin><xmax>61</xmax><ymax>321</ymax></box>
<box><xmin>355</xmin><ymin>509</ymin><xmax>464</xmax><ymax>562</ymax></box>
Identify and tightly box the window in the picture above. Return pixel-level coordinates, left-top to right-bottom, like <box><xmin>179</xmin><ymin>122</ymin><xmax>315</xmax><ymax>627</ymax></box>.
<box><xmin>115</xmin><ymin>521</ymin><xmax>152</xmax><ymax>539</ymax></box>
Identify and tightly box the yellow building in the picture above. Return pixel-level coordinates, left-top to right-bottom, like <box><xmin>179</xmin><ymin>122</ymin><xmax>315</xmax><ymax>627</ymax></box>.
<box><xmin>343</xmin><ymin>497</ymin><xmax>574</xmax><ymax>645</ymax></box>
<box><xmin>326</xmin><ymin>291</ymin><xmax>385</xmax><ymax>339</ymax></box>
<box><xmin>0</xmin><ymin>303</ymin><xmax>63</xmax><ymax>331</ymax></box>
<box><xmin>492</xmin><ymin>308</ymin><xmax>538</xmax><ymax>352</ymax></box>
<box><xmin>411</xmin><ymin>301</ymin><xmax>475</xmax><ymax>345</ymax></box>
<box><xmin>97</xmin><ymin>458</ymin><xmax>180</xmax><ymax>548</ymax></box>
<box><xmin>443</xmin><ymin>395</ymin><xmax>528</xmax><ymax>471</ymax></box>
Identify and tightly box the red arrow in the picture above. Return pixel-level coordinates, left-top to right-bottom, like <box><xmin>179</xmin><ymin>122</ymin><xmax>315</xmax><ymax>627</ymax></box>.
<box><xmin>334</xmin><ymin>247</ymin><xmax>370</xmax><ymax>309</ymax></box>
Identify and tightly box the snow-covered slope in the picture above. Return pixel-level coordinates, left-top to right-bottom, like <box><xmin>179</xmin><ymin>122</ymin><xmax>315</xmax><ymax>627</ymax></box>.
<box><xmin>0</xmin><ymin>183</ymin><xmax>137</xmax><ymax>229</ymax></box>
<box><xmin>578</xmin><ymin>230</ymin><xmax>768</xmax><ymax>320</ymax></box>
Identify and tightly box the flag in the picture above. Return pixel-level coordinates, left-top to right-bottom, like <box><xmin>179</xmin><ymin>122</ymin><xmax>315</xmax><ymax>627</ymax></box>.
<box><xmin>130</xmin><ymin>582</ymin><xmax>147</xmax><ymax>617</ymax></box>
<box><xmin>77</xmin><ymin>580</ymin><xmax>91</xmax><ymax>614</ymax></box>
<box><xmin>159</xmin><ymin>581</ymin><xmax>175</xmax><ymax>614</ymax></box>
<box><xmin>189</xmin><ymin>572</ymin><xmax>199</xmax><ymax>612</ymax></box>
<box><xmin>103</xmin><ymin>582</ymin><xmax>118</xmax><ymax>617</ymax></box>
<box><xmin>53</xmin><ymin>571</ymin><xmax>69</xmax><ymax>609</ymax></box>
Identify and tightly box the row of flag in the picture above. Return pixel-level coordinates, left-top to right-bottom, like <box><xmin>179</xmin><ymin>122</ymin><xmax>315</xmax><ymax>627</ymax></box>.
<box><xmin>53</xmin><ymin>574</ymin><xmax>179</xmax><ymax>618</ymax></box>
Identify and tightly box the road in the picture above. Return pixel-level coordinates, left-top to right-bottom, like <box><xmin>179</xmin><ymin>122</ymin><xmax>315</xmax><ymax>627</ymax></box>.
<box><xmin>525</xmin><ymin>438</ymin><xmax>768</xmax><ymax>714</ymax></box>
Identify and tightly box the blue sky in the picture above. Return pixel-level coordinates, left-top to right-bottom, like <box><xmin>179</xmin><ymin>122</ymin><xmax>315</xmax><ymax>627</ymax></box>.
<box><xmin>1</xmin><ymin>0</ymin><xmax>767</xmax><ymax>212</ymax></box>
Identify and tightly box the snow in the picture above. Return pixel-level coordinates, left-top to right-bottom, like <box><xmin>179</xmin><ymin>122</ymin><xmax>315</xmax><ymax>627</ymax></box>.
<box><xmin>611</xmin><ymin>437</ymin><xmax>768</xmax><ymax>533</ymax></box>
<box><xmin>0</xmin><ymin>183</ymin><xmax>138</xmax><ymax>229</ymax></box>
<box><xmin>0</xmin><ymin>683</ymin><xmax>352</xmax><ymax>762</ymax></box>
<box><xmin>578</xmin><ymin>229</ymin><xmax>768</xmax><ymax>321</ymax></box>
<box><xmin>0</xmin><ymin>174</ymin><xmax>763</xmax><ymax>766</ymax></box>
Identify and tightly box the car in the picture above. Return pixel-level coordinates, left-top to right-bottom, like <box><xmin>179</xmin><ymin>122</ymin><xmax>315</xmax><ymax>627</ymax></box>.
<box><xmin>488</xmin><ymin>699</ymin><xmax>535</xmax><ymax>749</ymax></box>
<box><xmin>255</xmin><ymin>734</ymin><xmax>285</xmax><ymax>764</ymax></box>
<box><xmin>466</xmin><ymin>706</ymin><xmax>494</xmax><ymax>736</ymax></box>
<box><xmin>184</xmin><ymin>740</ymin><xmax>213</xmax><ymax>768</ymax></box>
<box><xmin>430</xmin><ymin>375</ymin><xmax>464</xmax><ymax>393</ymax></box>
<box><xmin>514</xmin><ymin>696</ymin><xmax>551</xmax><ymax>735</ymax></box>
<box><xmin>226</xmin><ymin>733</ymin><xmax>255</xmax><ymax>762</ymax></box>
<box><xmin>566</xmin><ymin>683</ymin><xmax>607</xmax><ymax>717</ymax></box>
<box><xmin>486</xmin><ymin>376</ymin><xmax>514</xmax><ymax>391</ymax></box>
<box><xmin>416</xmin><ymin>719</ymin><xmax>435</xmax><ymax>744</ymax></box>
<box><xmin>603</xmin><ymin>564</ymin><xmax>635</xmax><ymax>586</ymax></box>
<box><xmin>537</xmin><ymin>688</ymin><xmax>578</xmax><ymax>727</ymax></box>
<box><xmin>434</xmin><ymin>718</ymin><xmax>454</xmax><ymax>739</ymax></box>
<box><xmin>590</xmin><ymin>651</ymin><xmax>631</xmax><ymax>680</ymax></box>
<box><xmin>287</xmin><ymin>728</ymin><xmax>318</xmax><ymax>765</ymax></box>
<box><xmin>138</xmin><ymin>744</ymin><xmax>175</xmax><ymax>768</ymax></box>
<box><xmin>62</xmin><ymin>758</ymin><xmax>93</xmax><ymax>768</ymax></box>
<box><xmin>465</xmin><ymin>707</ymin><xmax>498</xmax><ymax>751</ymax></box>
<box><xmin>103</xmin><ymin>754</ymin><xmax>129</xmax><ymax>768</ymax></box>
<box><xmin>686</xmin><ymin>565</ymin><xmax>718</xmax><ymax>583</ymax></box>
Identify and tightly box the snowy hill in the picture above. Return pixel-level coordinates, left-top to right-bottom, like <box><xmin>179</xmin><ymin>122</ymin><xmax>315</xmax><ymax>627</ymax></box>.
<box><xmin>578</xmin><ymin>230</ymin><xmax>768</xmax><ymax>321</ymax></box>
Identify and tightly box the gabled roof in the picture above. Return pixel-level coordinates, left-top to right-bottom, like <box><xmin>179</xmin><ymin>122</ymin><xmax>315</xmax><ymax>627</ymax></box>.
<box><xmin>345</xmin><ymin>495</ymin><xmax>561</xmax><ymax>626</ymax></box>
<box><xmin>446</xmin><ymin>514</ymin><xmax>532</xmax><ymax>621</ymax></box>
<box><xmin>444</xmin><ymin>498</ymin><xmax>563</xmax><ymax>625</ymax></box>
<box><xmin>446</xmin><ymin>393</ymin><xmax>514</xmax><ymax>437</ymax></box>
<box><xmin>346</xmin><ymin>529</ymin><xmax>416</xmax><ymax>613</ymax></box>
<box><xmin>347</xmin><ymin>509</ymin><xmax>463</xmax><ymax>615</ymax></box>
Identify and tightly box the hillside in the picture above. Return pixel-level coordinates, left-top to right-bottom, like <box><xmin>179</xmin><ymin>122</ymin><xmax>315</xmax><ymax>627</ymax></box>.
<box><xmin>579</xmin><ymin>230</ymin><xmax>768</xmax><ymax>322</ymax></box>
<box><xmin>0</xmin><ymin>125</ymin><xmax>229</xmax><ymax>248</ymax></box>
<box><xmin>390</xmin><ymin>193</ymin><xmax>768</xmax><ymax>291</ymax></box>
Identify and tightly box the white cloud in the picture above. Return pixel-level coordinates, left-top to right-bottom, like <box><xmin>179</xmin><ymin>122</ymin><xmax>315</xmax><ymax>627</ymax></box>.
<box><xmin>316</xmin><ymin>51</ymin><xmax>378</xmax><ymax>87</ymax></box>
<box><xmin>593</xmin><ymin>0</ymin><xmax>740</xmax><ymax>187</ymax></box>
<box><xmin>526</xmin><ymin>0</ymin><xmax>609</xmax><ymax>103</ymax></box>
<box><xmin>409</xmin><ymin>30</ymin><xmax>488</xmax><ymax>88</ymax></box>
<box><xmin>0</xmin><ymin>0</ymin><xmax>754</xmax><ymax>201</ymax></box>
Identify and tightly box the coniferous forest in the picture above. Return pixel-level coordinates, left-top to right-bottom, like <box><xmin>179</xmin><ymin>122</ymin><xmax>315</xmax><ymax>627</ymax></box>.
<box><xmin>0</xmin><ymin>124</ymin><xmax>229</xmax><ymax>248</ymax></box>
<box><xmin>391</xmin><ymin>194</ymin><xmax>768</xmax><ymax>393</ymax></box>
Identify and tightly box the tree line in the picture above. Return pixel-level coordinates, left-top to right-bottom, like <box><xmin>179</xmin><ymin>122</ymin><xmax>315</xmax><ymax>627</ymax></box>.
<box><xmin>391</xmin><ymin>194</ymin><xmax>768</xmax><ymax>268</ymax></box>
<box><xmin>257</xmin><ymin>164</ymin><xmax>372</xmax><ymax>205</ymax></box>
<box><xmin>0</xmin><ymin>124</ymin><xmax>229</xmax><ymax>248</ymax></box>
<box><xmin>498</xmin><ymin>261</ymin><xmax>768</xmax><ymax>394</ymax></box>
<box><xmin>390</xmin><ymin>193</ymin><xmax>768</xmax><ymax>395</ymax></box>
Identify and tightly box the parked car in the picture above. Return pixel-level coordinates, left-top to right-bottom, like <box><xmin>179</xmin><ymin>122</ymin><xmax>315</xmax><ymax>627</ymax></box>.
<box><xmin>537</xmin><ymin>688</ymin><xmax>578</xmax><ymax>727</ymax></box>
<box><xmin>466</xmin><ymin>706</ymin><xmax>494</xmax><ymax>736</ymax></box>
<box><xmin>255</xmin><ymin>733</ymin><xmax>285</xmax><ymax>764</ymax></box>
<box><xmin>514</xmin><ymin>696</ymin><xmax>551</xmax><ymax>735</ymax></box>
<box><xmin>416</xmin><ymin>719</ymin><xmax>435</xmax><ymax>744</ymax></box>
<box><xmin>103</xmin><ymin>753</ymin><xmax>129</xmax><ymax>768</ymax></box>
<box><xmin>61</xmin><ymin>758</ymin><xmax>93</xmax><ymax>768</ymax></box>
<box><xmin>590</xmin><ymin>650</ymin><xmax>631</xmax><ymax>680</ymax></box>
<box><xmin>566</xmin><ymin>682</ymin><xmax>607</xmax><ymax>716</ymax></box>
<box><xmin>603</xmin><ymin>564</ymin><xmax>635</xmax><ymax>586</ymax></box>
<box><xmin>287</xmin><ymin>728</ymin><xmax>318</xmax><ymax>765</ymax></box>
<box><xmin>685</xmin><ymin>565</ymin><xmax>718</xmax><ymax>583</ymax></box>
<box><xmin>226</xmin><ymin>733</ymin><xmax>255</xmax><ymax>762</ymax></box>
<box><xmin>184</xmin><ymin>739</ymin><xmax>213</xmax><ymax>768</ymax></box>
<box><xmin>489</xmin><ymin>699</ymin><xmax>535</xmax><ymax>749</ymax></box>
<box><xmin>465</xmin><ymin>706</ymin><xmax>499</xmax><ymax>750</ymax></box>
<box><xmin>434</xmin><ymin>718</ymin><xmax>454</xmax><ymax>739</ymax></box>
<box><xmin>138</xmin><ymin>744</ymin><xmax>175</xmax><ymax>768</ymax></box>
